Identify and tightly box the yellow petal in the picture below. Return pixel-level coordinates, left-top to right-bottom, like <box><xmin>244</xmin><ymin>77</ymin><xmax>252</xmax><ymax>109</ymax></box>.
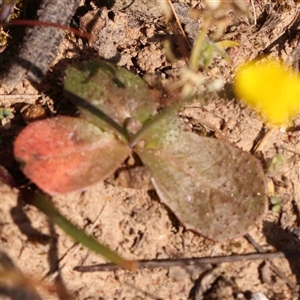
<box><xmin>234</xmin><ymin>59</ymin><xmax>300</xmax><ymax>126</ymax></box>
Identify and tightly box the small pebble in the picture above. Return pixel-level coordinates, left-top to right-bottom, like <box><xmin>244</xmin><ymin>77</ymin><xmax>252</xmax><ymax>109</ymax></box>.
<box><xmin>21</xmin><ymin>104</ymin><xmax>47</xmax><ymax>123</ymax></box>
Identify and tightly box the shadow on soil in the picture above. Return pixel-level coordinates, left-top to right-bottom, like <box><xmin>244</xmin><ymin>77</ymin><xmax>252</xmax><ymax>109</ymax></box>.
<box><xmin>10</xmin><ymin>189</ymin><xmax>51</xmax><ymax>244</ymax></box>
<box><xmin>263</xmin><ymin>221</ymin><xmax>300</xmax><ymax>285</ymax></box>
<box><xmin>6</xmin><ymin>189</ymin><xmax>73</xmax><ymax>299</ymax></box>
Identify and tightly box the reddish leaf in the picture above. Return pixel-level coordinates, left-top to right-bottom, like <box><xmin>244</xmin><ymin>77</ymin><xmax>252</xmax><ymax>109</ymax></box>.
<box><xmin>14</xmin><ymin>116</ymin><xmax>129</xmax><ymax>195</ymax></box>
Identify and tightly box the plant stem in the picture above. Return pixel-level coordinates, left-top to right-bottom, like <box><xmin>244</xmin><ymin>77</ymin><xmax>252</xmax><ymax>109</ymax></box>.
<box><xmin>129</xmin><ymin>94</ymin><xmax>194</xmax><ymax>148</ymax></box>
<box><xmin>31</xmin><ymin>192</ymin><xmax>137</xmax><ymax>271</ymax></box>
<box><xmin>189</xmin><ymin>16</ymin><xmax>212</xmax><ymax>72</ymax></box>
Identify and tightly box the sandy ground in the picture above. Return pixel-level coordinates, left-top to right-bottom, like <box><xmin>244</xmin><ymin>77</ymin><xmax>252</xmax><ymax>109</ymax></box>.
<box><xmin>1</xmin><ymin>1</ymin><xmax>300</xmax><ymax>299</ymax></box>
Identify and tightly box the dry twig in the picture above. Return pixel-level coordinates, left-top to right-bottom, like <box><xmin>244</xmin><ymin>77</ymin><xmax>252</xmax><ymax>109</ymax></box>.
<box><xmin>74</xmin><ymin>251</ymin><xmax>300</xmax><ymax>273</ymax></box>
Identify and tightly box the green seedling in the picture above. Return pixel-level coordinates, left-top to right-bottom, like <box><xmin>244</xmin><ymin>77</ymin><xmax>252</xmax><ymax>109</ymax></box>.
<box><xmin>14</xmin><ymin>60</ymin><xmax>268</xmax><ymax>242</ymax></box>
<box><xmin>266</xmin><ymin>154</ymin><xmax>288</xmax><ymax>176</ymax></box>
<box><xmin>0</xmin><ymin>107</ymin><xmax>13</xmax><ymax>128</ymax></box>
<box><xmin>270</xmin><ymin>196</ymin><xmax>281</xmax><ymax>213</ymax></box>
<box><xmin>0</xmin><ymin>107</ymin><xmax>11</xmax><ymax>119</ymax></box>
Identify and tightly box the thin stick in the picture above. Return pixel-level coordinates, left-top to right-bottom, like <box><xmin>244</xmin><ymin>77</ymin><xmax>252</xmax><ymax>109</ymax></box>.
<box><xmin>73</xmin><ymin>251</ymin><xmax>300</xmax><ymax>273</ymax></box>
<box><xmin>250</xmin><ymin>0</ymin><xmax>257</xmax><ymax>25</ymax></box>
<box><xmin>252</xmin><ymin>127</ymin><xmax>275</xmax><ymax>153</ymax></box>
<box><xmin>244</xmin><ymin>234</ymin><xmax>297</xmax><ymax>290</ymax></box>
<box><xmin>0</xmin><ymin>94</ymin><xmax>40</xmax><ymax>106</ymax></box>
<box><xmin>166</xmin><ymin>0</ymin><xmax>192</xmax><ymax>49</ymax></box>
<box><xmin>275</xmin><ymin>145</ymin><xmax>300</xmax><ymax>156</ymax></box>
<box><xmin>291</xmin><ymin>36</ymin><xmax>300</xmax><ymax>73</ymax></box>
<box><xmin>9</xmin><ymin>19</ymin><xmax>90</xmax><ymax>39</ymax></box>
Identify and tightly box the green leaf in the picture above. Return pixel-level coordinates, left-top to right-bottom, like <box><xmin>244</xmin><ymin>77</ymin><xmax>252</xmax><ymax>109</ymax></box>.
<box><xmin>14</xmin><ymin>116</ymin><xmax>129</xmax><ymax>195</ymax></box>
<box><xmin>135</xmin><ymin>118</ymin><xmax>267</xmax><ymax>241</ymax></box>
<box><xmin>64</xmin><ymin>60</ymin><xmax>158</xmax><ymax>135</ymax></box>
<box><xmin>131</xmin><ymin>109</ymin><xmax>182</xmax><ymax>149</ymax></box>
<box><xmin>216</xmin><ymin>40</ymin><xmax>240</xmax><ymax>49</ymax></box>
<box><xmin>32</xmin><ymin>192</ymin><xmax>136</xmax><ymax>270</ymax></box>
<box><xmin>195</xmin><ymin>38</ymin><xmax>231</xmax><ymax>68</ymax></box>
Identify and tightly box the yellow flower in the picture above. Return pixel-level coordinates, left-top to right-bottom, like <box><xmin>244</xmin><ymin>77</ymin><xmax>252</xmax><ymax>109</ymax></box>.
<box><xmin>234</xmin><ymin>59</ymin><xmax>300</xmax><ymax>126</ymax></box>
